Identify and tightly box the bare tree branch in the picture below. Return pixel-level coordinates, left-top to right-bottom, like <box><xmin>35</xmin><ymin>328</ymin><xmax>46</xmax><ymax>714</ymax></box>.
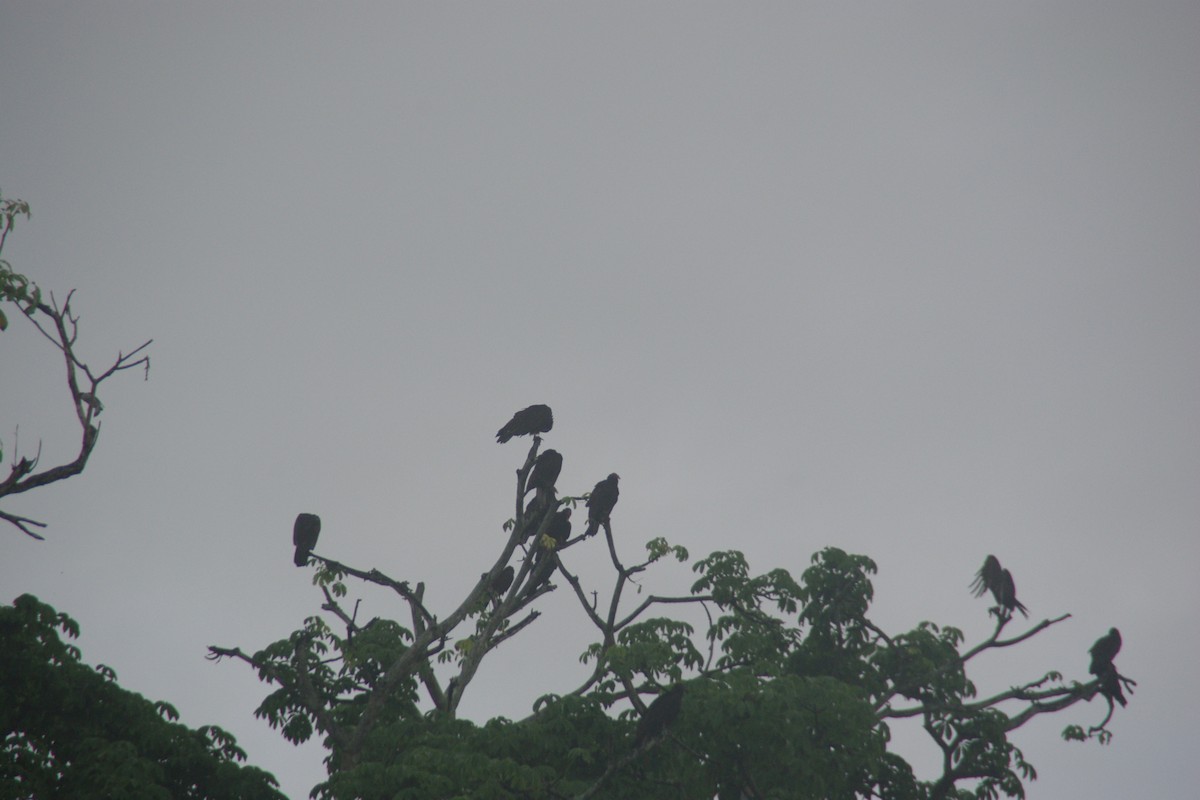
<box><xmin>2</xmin><ymin>290</ymin><xmax>151</xmax><ymax>538</ymax></box>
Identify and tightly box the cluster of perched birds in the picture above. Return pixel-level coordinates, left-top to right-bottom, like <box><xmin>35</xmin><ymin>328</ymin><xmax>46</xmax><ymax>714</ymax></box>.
<box><xmin>495</xmin><ymin>403</ymin><xmax>621</xmax><ymax>543</ymax></box>
<box><xmin>287</xmin><ymin>404</ymin><xmax>683</xmax><ymax>746</ymax></box>
<box><xmin>499</xmin><ymin>406</ymin><xmax>685</xmax><ymax>745</ymax></box>
<box><xmin>972</xmin><ymin>554</ymin><xmax>1129</xmax><ymax>708</ymax></box>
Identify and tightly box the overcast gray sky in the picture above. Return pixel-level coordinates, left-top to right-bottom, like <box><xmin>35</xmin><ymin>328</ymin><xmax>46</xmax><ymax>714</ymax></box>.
<box><xmin>2</xmin><ymin>3</ymin><xmax>1198</xmax><ymax>798</ymax></box>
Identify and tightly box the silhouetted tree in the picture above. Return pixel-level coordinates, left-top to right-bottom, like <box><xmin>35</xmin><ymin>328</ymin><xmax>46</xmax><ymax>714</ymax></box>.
<box><xmin>0</xmin><ymin>190</ymin><xmax>151</xmax><ymax>540</ymax></box>
<box><xmin>1</xmin><ymin>595</ymin><xmax>284</xmax><ymax>798</ymax></box>
<box><xmin>210</xmin><ymin>415</ymin><xmax>1131</xmax><ymax>800</ymax></box>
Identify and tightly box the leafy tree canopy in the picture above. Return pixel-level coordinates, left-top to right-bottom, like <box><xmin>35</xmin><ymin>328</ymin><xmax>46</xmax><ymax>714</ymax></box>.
<box><xmin>0</xmin><ymin>594</ymin><xmax>286</xmax><ymax>800</ymax></box>
<box><xmin>211</xmin><ymin>428</ymin><xmax>1133</xmax><ymax>800</ymax></box>
<box><xmin>4</xmin><ymin>197</ymin><xmax>1131</xmax><ymax>799</ymax></box>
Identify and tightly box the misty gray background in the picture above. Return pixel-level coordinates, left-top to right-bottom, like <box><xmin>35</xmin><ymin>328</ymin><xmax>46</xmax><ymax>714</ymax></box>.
<box><xmin>2</xmin><ymin>4</ymin><xmax>1197</xmax><ymax>798</ymax></box>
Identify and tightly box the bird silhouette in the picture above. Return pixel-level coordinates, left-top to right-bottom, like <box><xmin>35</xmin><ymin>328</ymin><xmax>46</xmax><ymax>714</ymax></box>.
<box><xmin>634</xmin><ymin>684</ymin><xmax>685</xmax><ymax>747</ymax></box>
<box><xmin>292</xmin><ymin>513</ymin><xmax>321</xmax><ymax>567</ymax></box>
<box><xmin>496</xmin><ymin>405</ymin><xmax>553</xmax><ymax>443</ymax></box>
<box><xmin>585</xmin><ymin>473</ymin><xmax>620</xmax><ymax>537</ymax></box>
<box><xmin>525</xmin><ymin>449</ymin><xmax>563</xmax><ymax>498</ymax></box>
<box><xmin>970</xmin><ymin>555</ymin><xmax>1027</xmax><ymax>618</ymax></box>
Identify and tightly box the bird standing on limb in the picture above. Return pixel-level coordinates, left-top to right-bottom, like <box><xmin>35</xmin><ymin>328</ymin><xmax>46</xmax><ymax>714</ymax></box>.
<box><xmin>1089</xmin><ymin>628</ymin><xmax>1122</xmax><ymax>676</ymax></box>
<box><xmin>1089</xmin><ymin>628</ymin><xmax>1128</xmax><ymax>707</ymax></box>
<box><xmin>496</xmin><ymin>404</ymin><xmax>553</xmax><ymax>443</ymax></box>
<box><xmin>969</xmin><ymin>555</ymin><xmax>1028</xmax><ymax>618</ymax></box>
<box><xmin>585</xmin><ymin>473</ymin><xmax>620</xmax><ymax>537</ymax></box>
<box><xmin>525</xmin><ymin>449</ymin><xmax>563</xmax><ymax>500</ymax></box>
<box><xmin>293</xmin><ymin>513</ymin><xmax>321</xmax><ymax>567</ymax></box>
<box><xmin>634</xmin><ymin>684</ymin><xmax>685</xmax><ymax>748</ymax></box>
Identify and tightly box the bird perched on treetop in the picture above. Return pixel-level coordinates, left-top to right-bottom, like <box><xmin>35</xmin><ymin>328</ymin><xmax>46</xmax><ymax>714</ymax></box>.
<box><xmin>585</xmin><ymin>473</ymin><xmax>620</xmax><ymax>537</ymax></box>
<box><xmin>1089</xmin><ymin>628</ymin><xmax>1122</xmax><ymax>676</ymax></box>
<box><xmin>525</xmin><ymin>449</ymin><xmax>563</xmax><ymax>498</ymax></box>
<box><xmin>634</xmin><ymin>684</ymin><xmax>685</xmax><ymax>748</ymax></box>
<box><xmin>293</xmin><ymin>513</ymin><xmax>321</xmax><ymax>567</ymax></box>
<box><xmin>496</xmin><ymin>404</ymin><xmax>553</xmax><ymax>443</ymax></box>
<box><xmin>969</xmin><ymin>555</ymin><xmax>1028</xmax><ymax>618</ymax></box>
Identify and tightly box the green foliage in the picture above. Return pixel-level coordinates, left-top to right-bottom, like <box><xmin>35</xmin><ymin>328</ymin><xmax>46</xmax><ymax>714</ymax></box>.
<box><xmin>0</xmin><ymin>190</ymin><xmax>39</xmax><ymax>329</ymax></box>
<box><xmin>209</xmin><ymin>433</ymin><xmax>1123</xmax><ymax>800</ymax></box>
<box><xmin>0</xmin><ymin>594</ymin><xmax>284</xmax><ymax>799</ymax></box>
<box><xmin>222</xmin><ymin>538</ymin><xmax>1117</xmax><ymax>800</ymax></box>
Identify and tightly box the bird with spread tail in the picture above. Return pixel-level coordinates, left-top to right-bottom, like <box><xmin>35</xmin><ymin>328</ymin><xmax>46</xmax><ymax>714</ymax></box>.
<box><xmin>969</xmin><ymin>554</ymin><xmax>1028</xmax><ymax>618</ymax></box>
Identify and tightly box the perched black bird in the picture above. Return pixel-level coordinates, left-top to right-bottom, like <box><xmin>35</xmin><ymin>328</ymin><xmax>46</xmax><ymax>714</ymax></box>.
<box><xmin>496</xmin><ymin>404</ymin><xmax>553</xmax><ymax>443</ymax></box>
<box><xmin>1097</xmin><ymin>667</ymin><xmax>1128</xmax><ymax>707</ymax></box>
<box><xmin>545</xmin><ymin>507</ymin><xmax>572</xmax><ymax>547</ymax></box>
<box><xmin>530</xmin><ymin>509</ymin><xmax>573</xmax><ymax>588</ymax></box>
<box><xmin>969</xmin><ymin>555</ymin><xmax>1028</xmax><ymax>618</ymax></box>
<box><xmin>585</xmin><ymin>473</ymin><xmax>620</xmax><ymax>537</ymax></box>
<box><xmin>293</xmin><ymin>513</ymin><xmax>321</xmax><ymax>567</ymax></box>
<box><xmin>969</xmin><ymin>555</ymin><xmax>1003</xmax><ymax>599</ymax></box>
<box><xmin>1089</xmin><ymin>628</ymin><xmax>1122</xmax><ymax>676</ymax></box>
<box><xmin>634</xmin><ymin>684</ymin><xmax>685</xmax><ymax>748</ymax></box>
<box><xmin>997</xmin><ymin>569</ymin><xmax>1029</xmax><ymax>618</ymax></box>
<box><xmin>525</xmin><ymin>449</ymin><xmax>563</xmax><ymax>497</ymax></box>
<box><xmin>521</xmin><ymin>494</ymin><xmax>551</xmax><ymax>540</ymax></box>
<box><xmin>490</xmin><ymin>565</ymin><xmax>515</xmax><ymax>595</ymax></box>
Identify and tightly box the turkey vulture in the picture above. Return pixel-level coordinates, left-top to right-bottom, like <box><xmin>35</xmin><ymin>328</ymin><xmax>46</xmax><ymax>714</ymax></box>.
<box><xmin>537</xmin><ymin>508</ymin><xmax>572</xmax><ymax>550</ymax></box>
<box><xmin>969</xmin><ymin>555</ymin><xmax>1003</xmax><ymax>599</ymax></box>
<box><xmin>1097</xmin><ymin>666</ymin><xmax>1128</xmax><ymax>707</ymax></box>
<box><xmin>525</xmin><ymin>449</ymin><xmax>563</xmax><ymax>497</ymax></box>
<box><xmin>634</xmin><ymin>684</ymin><xmax>685</xmax><ymax>747</ymax></box>
<box><xmin>496</xmin><ymin>404</ymin><xmax>553</xmax><ymax>443</ymax></box>
<box><xmin>585</xmin><ymin>473</ymin><xmax>620</xmax><ymax>537</ymax></box>
<box><xmin>521</xmin><ymin>494</ymin><xmax>550</xmax><ymax>539</ymax></box>
<box><xmin>996</xmin><ymin>569</ymin><xmax>1029</xmax><ymax>618</ymax></box>
<box><xmin>970</xmin><ymin>555</ymin><xmax>1027</xmax><ymax>618</ymax></box>
<box><xmin>1089</xmin><ymin>628</ymin><xmax>1122</xmax><ymax>676</ymax></box>
<box><xmin>490</xmin><ymin>565</ymin><xmax>515</xmax><ymax>595</ymax></box>
<box><xmin>293</xmin><ymin>513</ymin><xmax>321</xmax><ymax>567</ymax></box>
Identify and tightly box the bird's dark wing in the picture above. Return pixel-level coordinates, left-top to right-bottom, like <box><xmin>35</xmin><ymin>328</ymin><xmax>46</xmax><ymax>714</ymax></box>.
<box><xmin>293</xmin><ymin>513</ymin><xmax>321</xmax><ymax>567</ymax></box>
<box><xmin>970</xmin><ymin>555</ymin><xmax>1003</xmax><ymax>598</ymax></box>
